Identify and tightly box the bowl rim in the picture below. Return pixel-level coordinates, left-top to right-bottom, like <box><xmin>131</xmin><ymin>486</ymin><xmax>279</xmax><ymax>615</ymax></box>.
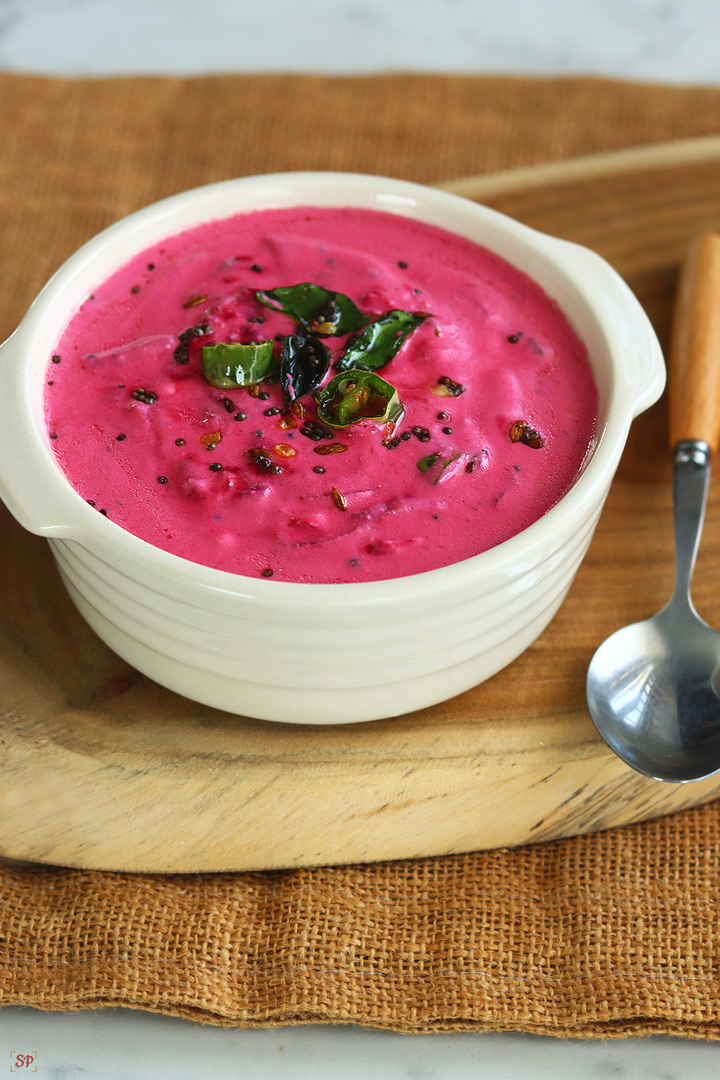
<box><xmin>0</xmin><ymin>169</ymin><xmax>665</xmax><ymax>604</ymax></box>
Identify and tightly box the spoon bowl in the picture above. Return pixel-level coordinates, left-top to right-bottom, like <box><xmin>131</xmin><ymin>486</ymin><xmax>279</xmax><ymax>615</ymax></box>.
<box><xmin>587</xmin><ymin>605</ymin><xmax>720</xmax><ymax>782</ymax></box>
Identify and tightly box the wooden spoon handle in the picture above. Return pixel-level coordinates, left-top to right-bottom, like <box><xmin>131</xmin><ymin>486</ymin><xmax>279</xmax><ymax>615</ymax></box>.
<box><xmin>669</xmin><ymin>232</ymin><xmax>720</xmax><ymax>455</ymax></box>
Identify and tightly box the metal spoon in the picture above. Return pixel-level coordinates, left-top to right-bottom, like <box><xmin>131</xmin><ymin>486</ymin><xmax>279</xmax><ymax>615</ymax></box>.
<box><xmin>587</xmin><ymin>234</ymin><xmax>720</xmax><ymax>783</ymax></box>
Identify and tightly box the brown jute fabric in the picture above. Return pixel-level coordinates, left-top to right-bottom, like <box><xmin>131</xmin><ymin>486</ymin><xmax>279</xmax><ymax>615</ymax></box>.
<box><xmin>2</xmin><ymin>71</ymin><xmax>720</xmax><ymax>1037</ymax></box>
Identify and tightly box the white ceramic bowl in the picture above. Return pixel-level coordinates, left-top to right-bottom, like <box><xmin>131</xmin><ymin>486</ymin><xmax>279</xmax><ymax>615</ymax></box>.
<box><xmin>0</xmin><ymin>172</ymin><xmax>665</xmax><ymax>724</ymax></box>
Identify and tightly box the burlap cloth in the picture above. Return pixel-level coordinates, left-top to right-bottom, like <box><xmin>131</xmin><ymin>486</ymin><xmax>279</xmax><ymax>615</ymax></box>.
<box><xmin>2</xmin><ymin>72</ymin><xmax>720</xmax><ymax>1038</ymax></box>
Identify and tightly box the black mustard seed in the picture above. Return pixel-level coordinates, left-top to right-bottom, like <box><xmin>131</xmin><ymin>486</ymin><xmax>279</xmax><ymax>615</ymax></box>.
<box><xmin>131</xmin><ymin>388</ymin><xmax>157</xmax><ymax>404</ymax></box>
<box><xmin>438</xmin><ymin>375</ymin><xmax>466</xmax><ymax>397</ymax></box>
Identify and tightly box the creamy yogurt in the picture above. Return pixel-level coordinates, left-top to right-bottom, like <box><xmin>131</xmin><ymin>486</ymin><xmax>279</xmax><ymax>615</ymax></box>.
<box><xmin>45</xmin><ymin>206</ymin><xmax>598</xmax><ymax>583</ymax></box>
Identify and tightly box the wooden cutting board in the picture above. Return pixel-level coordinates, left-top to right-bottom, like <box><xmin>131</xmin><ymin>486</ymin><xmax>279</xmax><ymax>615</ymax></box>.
<box><xmin>3</xmin><ymin>136</ymin><xmax>720</xmax><ymax>874</ymax></box>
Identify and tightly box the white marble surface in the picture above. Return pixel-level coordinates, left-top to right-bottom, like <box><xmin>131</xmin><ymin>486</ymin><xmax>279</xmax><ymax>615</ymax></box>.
<box><xmin>2</xmin><ymin>0</ymin><xmax>720</xmax><ymax>1076</ymax></box>
<box><xmin>3</xmin><ymin>1008</ymin><xmax>720</xmax><ymax>1079</ymax></box>
<box><xmin>0</xmin><ymin>0</ymin><xmax>717</xmax><ymax>82</ymax></box>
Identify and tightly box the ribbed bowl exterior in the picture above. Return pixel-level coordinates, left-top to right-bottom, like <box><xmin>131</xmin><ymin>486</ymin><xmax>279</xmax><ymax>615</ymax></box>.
<box><xmin>48</xmin><ymin>490</ymin><xmax>605</xmax><ymax>723</ymax></box>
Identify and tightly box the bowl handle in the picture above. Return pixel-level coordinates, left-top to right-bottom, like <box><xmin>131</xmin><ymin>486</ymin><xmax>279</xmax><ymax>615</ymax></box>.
<box><xmin>545</xmin><ymin>235</ymin><xmax>667</xmax><ymax>419</ymax></box>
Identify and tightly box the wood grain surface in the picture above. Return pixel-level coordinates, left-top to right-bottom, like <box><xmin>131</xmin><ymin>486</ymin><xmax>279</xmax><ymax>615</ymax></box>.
<box><xmin>3</xmin><ymin>137</ymin><xmax>720</xmax><ymax>873</ymax></box>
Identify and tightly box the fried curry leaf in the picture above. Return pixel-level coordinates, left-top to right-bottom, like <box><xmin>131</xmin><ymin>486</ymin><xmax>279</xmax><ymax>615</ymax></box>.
<box><xmin>256</xmin><ymin>283</ymin><xmax>369</xmax><ymax>336</ymax></box>
<box><xmin>201</xmin><ymin>340</ymin><xmax>275</xmax><ymax>388</ymax></box>
<box><xmin>280</xmin><ymin>333</ymin><xmax>329</xmax><ymax>402</ymax></box>
<box><xmin>337</xmin><ymin>310</ymin><xmax>427</xmax><ymax>372</ymax></box>
<box><xmin>316</xmin><ymin>369</ymin><xmax>404</xmax><ymax>430</ymax></box>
